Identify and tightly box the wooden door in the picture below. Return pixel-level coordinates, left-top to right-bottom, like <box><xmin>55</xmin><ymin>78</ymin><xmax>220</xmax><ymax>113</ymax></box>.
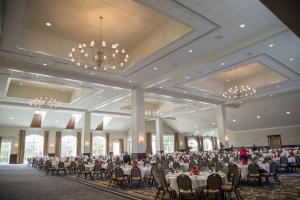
<box><xmin>268</xmin><ymin>135</ymin><xmax>281</xmax><ymax>149</ymax></box>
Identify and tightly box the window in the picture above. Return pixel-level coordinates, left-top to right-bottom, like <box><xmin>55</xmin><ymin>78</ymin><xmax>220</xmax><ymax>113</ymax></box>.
<box><xmin>127</xmin><ymin>137</ymin><xmax>132</xmax><ymax>154</ymax></box>
<box><xmin>152</xmin><ymin>134</ymin><xmax>156</xmax><ymax>154</ymax></box>
<box><xmin>92</xmin><ymin>136</ymin><xmax>106</xmax><ymax>156</ymax></box>
<box><xmin>113</xmin><ymin>142</ymin><xmax>120</xmax><ymax>155</ymax></box>
<box><xmin>163</xmin><ymin>135</ymin><xmax>174</xmax><ymax>153</ymax></box>
<box><xmin>188</xmin><ymin>138</ymin><xmax>198</xmax><ymax>152</ymax></box>
<box><xmin>203</xmin><ymin>137</ymin><xmax>213</xmax><ymax>151</ymax></box>
<box><xmin>0</xmin><ymin>142</ymin><xmax>11</xmax><ymax>164</ymax></box>
<box><xmin>61</xmin><ymin>135</ymin><xmax>76</xmax><ymax>157</ymax></box>
<box><xmin>24</xmin><ymin>135</ymin><xmax>44</xmax><ymax>162</ymax></box>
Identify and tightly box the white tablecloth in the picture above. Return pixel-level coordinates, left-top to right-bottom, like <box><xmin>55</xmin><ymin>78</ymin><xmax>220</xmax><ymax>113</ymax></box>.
<box><xmin>121</xmin><ymin>166</ymin><xmax>151</xmax><ymax>180</ymax></box>
<box><xmin>85</xmin><ymin>164</ymin><xmax>94</xmax><ymax>171</ymax></box>
<box><xmin>165</xmin><ymin>171</ymin><xmax>227</xmax><ymax>193</ymax></box>
<box><xmin>238</xmin><ymin>162</ymin><xmax>269</xmax><ymax>178</ymax></box>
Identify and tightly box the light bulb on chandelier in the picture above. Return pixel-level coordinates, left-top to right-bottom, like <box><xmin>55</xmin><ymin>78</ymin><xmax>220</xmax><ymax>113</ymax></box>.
<box><xmin>68</xmin><ymin>16</ymin><xmax>130</xmax><ymax>72</ymax></box>
<box><xmin>29</xmin><ymin>97</ymin><xmax>61</xmax><ymax>110</ymax></box>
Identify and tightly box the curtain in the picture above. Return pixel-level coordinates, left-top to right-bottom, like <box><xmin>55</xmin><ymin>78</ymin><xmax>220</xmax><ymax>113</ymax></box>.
<box><xmin>174</xmin><ymin>132</ymin><xmax>179</xmax><ymax>151</ymax></box>
<box><xmin>211</xmin><ymin>137</ymin><xmax>218</xmax><ymax>150</ymax></box>
<box><xmin>119</xmin><ymin>138</ymin><xmax>124</xmax><ymax>154</ymax></box>
<box><xmin>43</xmin><ymin>130</ymin><xmax>49</xmax><ymax>156</ymax></box>
<box><xmin>214</xmin><ymin>137</ymin><xmax>218</xmax><ymax>150</ymax></box>
<box><xmin>77</xmin><ymin>132</ymin><xmax>81</xmax><ymax>156</ymax></box>
<box><xmin>90</xmin><ymin>132</ymin><xmax>93</xmax><ymax>155</ymax></box>
<box><xmin>146</xmin><ymin>132</ymin><xmax>152</xmax><ymax>154</ymax></box>
<box><xmin>184</xmin><ymin>136</ymin><xmax>188</xmax><ymax>152</ymax></box>
<box><xmin>198</xmin><ymin>136</ymin><xmax>204</xmax><ymax>152</ymax></box>
<box><xmin>17</xmin><ymin>130</ymin><xmax>26</xmax><ymax>164</ymax></box>
<box><xmin>106</xmin><ymin>133</ymin><xmax>110</xmax><ymax>155</ymax></box>
<box><xmin>0</xmin><ymin>136</ymin><xmax>2</xmax><ymax>154</ymax></box>
<box><xmin>55</xmin><ymin>131</ymin><xmax>61</xmax><ymax>157</ymax></box>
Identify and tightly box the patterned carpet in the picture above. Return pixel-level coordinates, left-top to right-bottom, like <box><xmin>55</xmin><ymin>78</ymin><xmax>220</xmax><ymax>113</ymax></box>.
<box><xmin>66</xmin><ymin>173</ymin><xmax>300</xmax><ymax>200</ymax></box>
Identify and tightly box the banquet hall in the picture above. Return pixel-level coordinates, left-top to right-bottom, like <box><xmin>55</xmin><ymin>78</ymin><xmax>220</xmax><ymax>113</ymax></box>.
<box><xmin>0</xmin><ymin>0</ymin><xmax>299</xmax><ymax>199</ymax></box>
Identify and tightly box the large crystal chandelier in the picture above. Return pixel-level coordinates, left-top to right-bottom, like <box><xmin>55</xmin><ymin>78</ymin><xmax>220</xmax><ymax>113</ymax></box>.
<box><xmin>222</xmin><ymin>68</ymin><xmax>256</xmax><ymax>99</ymax></box>
<box><xmin>68</xmin><ymin>16</ymin><xmax>130</xmax><ymax>72</ymax></box>
<box><xmin>29</xmin><ymin>97</ymin><xmax>61</xmax><ymax>110</ymax></box>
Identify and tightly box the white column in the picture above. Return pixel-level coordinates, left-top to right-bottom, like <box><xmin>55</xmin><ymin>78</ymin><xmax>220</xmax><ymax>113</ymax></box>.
<box><xmin>82</xmin><ymin>111</ymin><xmax>91</xmax><ymax>153</ymax></box>
<box><xmin>131</xmin><ymin>89</ymin><xmax>146</xmax><ymax>153</ymax></box>
<box><xmin>155</xmin><ymin>118</ymin><xmax>164</xmax><ymax>152</ymax></box>
<box><xmin>216</xmin><ymin>105</ymin><xmax>228</xmax><ymax>147</ymax></box>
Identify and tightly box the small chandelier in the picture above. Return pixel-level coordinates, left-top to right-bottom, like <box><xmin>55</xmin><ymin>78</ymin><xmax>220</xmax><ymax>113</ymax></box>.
<box><xmin>68</xmin><ymin>16</ymin><xmax>130</xmax><ymax>72</ymax></box>
<box><xmin>29</xmin><ymin>97</ymin><xmax>61</xmax><ymax>110</ymax></box>
<box><xmin>145</xmin><ymin>109</ymin><xmax>160</xmax><ymax>120</ymax></box>
<box><xmin>222</xmin><ymin>68</ymin><xmax>256</xmax><ymax>99</ymax></box>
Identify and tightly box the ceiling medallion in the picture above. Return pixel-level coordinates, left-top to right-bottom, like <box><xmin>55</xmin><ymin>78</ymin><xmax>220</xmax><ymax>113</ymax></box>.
<box><xmin>68</xmin><ymin>16</ymin><xmax>130</xmax><ymax>72</ymax></box>
<box><xmin>29</xmin><ymin>97</ymin><xmax>61</xmax><ymax>110</ymax></box>
<box><xmin>222</xmin><ymin>68</ymin><xmax>256</xmax><ymax>100</ymax></box>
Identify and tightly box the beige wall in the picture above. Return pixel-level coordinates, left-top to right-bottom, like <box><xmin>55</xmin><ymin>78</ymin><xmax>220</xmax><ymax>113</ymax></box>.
<box><xmin>227</xmin><ymin>125</ymin><xmax>300</xmax><ymax>147</ymax></box>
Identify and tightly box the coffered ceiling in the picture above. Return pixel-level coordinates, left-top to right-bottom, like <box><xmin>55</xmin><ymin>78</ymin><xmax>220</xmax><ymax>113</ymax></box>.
<box><xmin>0</xmin><ymin>0</ymin><xmax>299</xmax><ymax>133</ymax></box>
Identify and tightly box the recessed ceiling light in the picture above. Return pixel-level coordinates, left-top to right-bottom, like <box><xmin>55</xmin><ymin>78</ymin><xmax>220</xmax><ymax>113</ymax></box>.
<box><xmin>289</xmin><ymin>58</ymin><xmax>294</xmax><ymax>61</ymax></box>
<box><xmin>268</xmin><ymin>44</ymin><xmax>274</xmax><ymax>47</ymax></box>
<box><xmin>90</xmin><ymin>72</ymin><xmax>94</xmax><ymax>75</ymax></box>
<box><xmin>232</xmin><ymin>119</ymin><xmax>236</xmax><ymax>122</ymax></box>
<box><xmin>19</xmin><ymin>82</ymin><xmax>23</xmax><ymax>86</ymax></box>
<box><xmin>159</xmin><ymin>86</ymin><xmax>162</xmax><ymax>89</ymax></box>
<box><xmin>257</xmin><ymin>115</ymin><xmax>261</xmax><ymax>119</ymax></box>
<box><xmin>194</xmin><ymin>125</ymin><xmax>198</xmax><ymax>128</ymax></box>
<box><xmin>276</xmin><ymin>85</ymin><xmax>280</xmax><ymax>88</ymax></box>
<box><xmin>10</xmin><ymin>117</ymin><xmax>14</xmax><ymax>120</ymax></box>
<box><xmin>221</xmin><ymin>62</ymin><xmax>225</xmax><ymax>66</ymax></box>
<box><xmin>286</xmin><ymin>111</ymin><xmax>291</xmax><ymax>115</ymax></box>
<box><xmin>226</xmin><ymin>79</ymin><xmax>230</xmax><ymax>82</ymax></box>
<box><xmin>185</xmin><ymin>76</ymin><xmax>190</xmax><ymax>79</ymax></box>
<box><xmin>269</xmin><ymin>94</ymin><xmax>273</xmax><ymax>97</ymax></box>
<box><xmin>240</xmin><ymin>24</ymin><xmax>245</xmax><ymax>28</ymax></box>
<box><xmin>153</xmin><ymin>67</ymin><xmax>158</xmax><ymax>70</ymax></box>
<box><xmin>212</xmin><ymin>122</ymin><xmax>216</xmax><ymax>125</ymax></box>
<box><xmin>45</xmin><ymin>22</ymin><xmax>51</xmax><ymax>27</ymax></box>
<box><xmin>128</xmin><ymin>80</ymin><xmax>132</xmax><ymax>83</ymax></box>
<box><xmin>43</xmin><ymin>63</ymin><xmax>47</xmax><ymax>66</ymax></box>
<box><xmin>184</xmin><ymin>91</ymin><xmax>187</xmax><ymax>93</ymax></box>
<box><xmin>55</xmin><ymin>120</ymin><xmax>59</xmax><ymax>123</ymax></box>
<box><xmin>189</xmin><ymin>49</ymin><xmax>193</xmax><ymax>53</ymax></box>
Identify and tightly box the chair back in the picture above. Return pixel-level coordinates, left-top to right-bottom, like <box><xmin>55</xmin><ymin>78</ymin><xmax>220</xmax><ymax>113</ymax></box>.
<box><xmin>131</xmin><ymin>167</ymin><xmax>141</xmax><ymax>178</ymax></box>
<box><xmin>158</xmin><ymin>170</ymin><xmax>168</xmax><ymax>191</ymax></box>
<box><xmin>173</xmin><ymin>162</ymin><xmax>180</xmax><ymax>170</ymax></box>
<box><xmin>228</xmin><ymin>163</ymin><xmax>238</xmax><ymax>174</ymax></box>
<box><xmin>232</xmin><ymin>169</ymin><xmax>240</xmax><ymax>187</ymax></box>
<box><xmin>207</xmin><ymin>173</ymin><xmax>222</xmax><ymax>190</ymax></box>
<box><xmin>70</xmin><ymin>161</ymin><xmax>76</xmax><ymax>168</ymax></box>
<box><xmin>280</xmin><ymin>156</ymin><xmax>288</xmax><ymax>165</ymax></box>
<box><xmin>152</xmin><ymin>169</ymin><xmax>160</xmax><ymax>187</ymax></box>
<box><xmin>248</xmin><ymin>163</ymin><xmax>259</xmax><ymax>175</ymax></box>
<box><xmin>115</xmin><ymin>167</ymin><xmax>124</xmax><ymax>178</ymax></box>
<box><xmin>78</xmin><ymin>163</ymin><xmax>85</xmax><ymax>171</ymax></box>
<box><xmin>58</xmin><ymin>161</ymin><xmax>64</xmax><ymax>168</ymax></box>
<box><xmin>219</xmin><ymin>166</ymin><xmax>229</xmax><ymax>177</ymax></box>
<box><xmin>198</xmin><ymin>159</ymin><xmax>205</xmax><ymax>167</ymax></box>
<box><xmin>270</xmin><ymin>162</ymin><xmax>277</xmax><ymax>174</ymax></box>
<box><xmin>177</xmin><ymin>174</ymin><xmax>192</xmax><ymax>192</ymax></box>
<box><xmin>223</xmin><ymin>157</ymin><xmax>229</xmax><ymax>164</ymax></box>
<box><xmin>94</xmin><ymin>164</ymin><xmax>101</xmax><ymax>171</ymax></box>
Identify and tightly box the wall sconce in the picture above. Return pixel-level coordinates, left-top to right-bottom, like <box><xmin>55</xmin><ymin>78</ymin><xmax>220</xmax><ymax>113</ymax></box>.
<box><xmin>14</xmin><ymin>143</ymin><xmax>18</xmax><ymax>147</ymax></box>
<box><xmin>138</xmin><ymin>136</ymin><xmax>144</xmax><ymax>143</ymax></box>
<box><xmin>85</xmin><ymin>142</ymin><xmax>89</xmax><ymax>146</ymax></box>
<box><xmin>50</xmin><ymin>144</ymin><xmax>54</xmax><ymax>148</ymax></box>
<box><xmin>225</xmin><ymin>135</ymin><xmax>229</xmax><ymax>141</ymax></box>
<box><xmin>180</xmin><ymin>142</ymin><xmax>183</xmax><ymax>146</ymax></box>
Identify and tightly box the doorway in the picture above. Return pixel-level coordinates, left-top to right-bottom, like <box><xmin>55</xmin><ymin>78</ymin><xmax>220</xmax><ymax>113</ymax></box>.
<box><xmin>268</xmin><ymin>135</ymin><xmax>281</xmax><ymax>149</ymax></box>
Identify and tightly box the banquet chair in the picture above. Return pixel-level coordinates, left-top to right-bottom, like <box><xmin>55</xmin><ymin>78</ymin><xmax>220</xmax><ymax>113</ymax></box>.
<box><xmin>56</xmin><ymin>161</ymin><xmax>67</xmax><ymax>175</ymax></box>
<box><xmin>113</xmin><ymin>167</ymin><xmax>129</xmax><ymax>189</ymax></box>
<box><xmin>68</xmin><ymin>161</ymin><xmax>77</xmax><ymax>174</ymax></box>
<box><xmin>157</xmin><ymin>170</ymin><xmax>176</xmax><ymax>200</ymax></box>
<box><xmin>202</xmin><ymin>173</ymin><xmax>222</xmax><ymax>199</ymax></box>
<box><xmin>279</xmin><ymin>156</ymin><xmax>288</xmax><ymax>172</ymax></box>
<box><xmin>247</xmin><ymin>163</ymin><xmax>261</xmax><ymax>185</ymax></box>
<box><xmin>37</xmin><ymin>158</ymin><xmax>44</xmax><ymax>170</ymax></box>
<box><xmin>45</xmin><ymin>160</ymin><xmax>56</xmax><ymax>175</ymax></box>
<box><xmin>131</xmin><ymin>167</ymin><xmax>142</xmax><ymax>187</ymax></box>
<box><xmin>173</xmin><ymin>162</ymin><xmax>181</xmax><ymax>170</ymax></box>
<box><xmin>228</xmin><ymin>163</ymin><xmax>238</xmax><ymax>181</ymax></box>
<box><xmin>219</xmin><ymin>166</ymin><xmax>229</xmax><ymax>179</ymax></box>
<box><xmin>143</xmin><ymin>165</ymin><xmax>154</xmax><ymax>187</ymax></box>
<box><xmin>77</xmin><ymin>163</ymin><xmax>92</xmax><ymax>180</ymax></box>
<box><xmin>288</xmin><ymin>156</ymin><xmax>299</xmax><ymax>173</ymax></box>
<box><xmin>261</xmin><ymin>161</ymin><xmax>280</xmax><ymax>184</ymax></box>
<box><xmin>198</xmin><ymin>159</ymin><xmax>205</xmax><ymax>168</ymax></box>
<box><xmin>92</xmin><ymin>164</ymin><xmax>102</xmax><ymax>180</ymax></box>
<box><xmin>177</xmin><ymin>174</ymin><xmax>198</xmax><ymax>200</ymax></box>
<box><xmin>223</xmin><ymin>157</ymin><xmax>229</xmax><ymax>164</ymax></box>
<box><xmin>221</xmin><ymin>169</ymin><xmax>242</xmax><ymax>200</ymax></box>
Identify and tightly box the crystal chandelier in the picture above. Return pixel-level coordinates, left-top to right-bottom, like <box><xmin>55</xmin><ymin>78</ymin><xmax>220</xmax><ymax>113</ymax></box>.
<box><xmin>68</xmin><ymin>16</ymin><xmax>130</xmax><ymax>72</ymax></box>
<box><xmin>29</xmin><ymin>97</ymin><xmax>61</xmax><ymax>110</ymax></box>
<box><xmin>145</xmin><ymin>109</ymin><xmax>160</xmax><ymax>120</ymax></box>
<box><xmin>222</xmin><ymin>68</ymin><xmax>256</xmax><ymax>99</ymax></box>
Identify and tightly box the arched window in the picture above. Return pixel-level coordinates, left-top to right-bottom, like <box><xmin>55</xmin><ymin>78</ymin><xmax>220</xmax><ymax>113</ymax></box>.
<box><xmin>24</xmin><ymin>135</ymin><xmax>44</xmax><ymax>161</ymax></box>
<box><xmin>92</xmin><ymin>136</ymin><xmax>106</xmax><ymax>156</ymax></box>
<box><xmin>163</xmin><ymin>135</ymin><xmax>174</xmax><ymax>153</ymax></box>
<box><xmin>188</xmin><ymin>138</ymin><xmax>198</xmax><ymax>152</ymax></box>
<box><xmin>203</xmin><ymin>137</ymin><xmax>213</xmax><ymax>151</ymax></box>
<box><xmin>61</xmin><ymin>135</ymin><xmax>76</xmax><ymax>157</ymax></box>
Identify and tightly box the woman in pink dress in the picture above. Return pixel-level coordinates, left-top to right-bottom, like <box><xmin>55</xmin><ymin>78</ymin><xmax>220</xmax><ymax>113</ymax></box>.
<box><xmin>240</xmin><ymin>147</ymin><xmax>249</xmax><ymax>165</ymax></box>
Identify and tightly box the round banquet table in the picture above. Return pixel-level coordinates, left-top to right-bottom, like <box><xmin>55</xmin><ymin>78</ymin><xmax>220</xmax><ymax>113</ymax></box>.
<box><xmin>120</xmin><ymin>166</ymin><xmax>151</xmax><ymax>180</ymax></box>
<box><xmin>236</xmin><ymin>162</ymin><xmax>270</xmax><ymax>179</ymax></box>
<box><xmin>165</xmin><ymin>171</ymin><xmax>227</xmax><ymax>193</ymax></box>
<box><xmin>84</xmin><ymin>164</ymin><xmax>95</xmax><ymax>171</ymax></box>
